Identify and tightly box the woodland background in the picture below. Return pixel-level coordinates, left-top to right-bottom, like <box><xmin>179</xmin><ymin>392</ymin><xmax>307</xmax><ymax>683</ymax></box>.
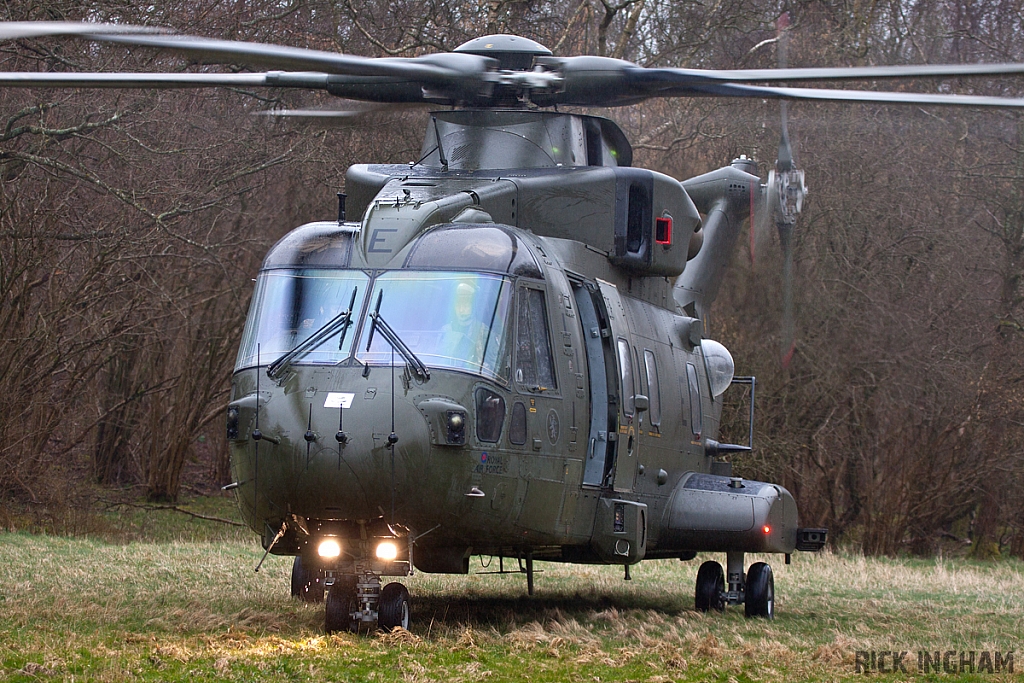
<box><xmin>0</xmin><ymin>0</ymin><xmax>1022</xmax><ymax>558</ymax></box>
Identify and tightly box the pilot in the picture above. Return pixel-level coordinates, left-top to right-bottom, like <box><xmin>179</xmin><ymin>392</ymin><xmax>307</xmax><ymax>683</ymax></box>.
<box><xmin>441</xmin><ymin>281</ymin><xmax>490</xmax><ymax>364</ymax></box>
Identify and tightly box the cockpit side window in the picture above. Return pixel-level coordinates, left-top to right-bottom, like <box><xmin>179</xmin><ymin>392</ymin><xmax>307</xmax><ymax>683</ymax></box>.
<box><xmin>514</xmin><ymin>287</ymin><xmax>557</xmax><ymax>391</ymax></box>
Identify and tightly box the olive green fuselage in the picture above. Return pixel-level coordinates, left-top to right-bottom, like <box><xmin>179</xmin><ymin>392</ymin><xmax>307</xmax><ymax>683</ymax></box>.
<box><xmin>227</xmin><ymin>110</ymin><xmax>802</xmax><ymax>574</ymax></box>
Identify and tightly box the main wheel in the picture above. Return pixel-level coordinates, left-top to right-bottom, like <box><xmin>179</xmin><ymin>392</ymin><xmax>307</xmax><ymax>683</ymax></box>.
<box><xmin>378</xmin><ymin>582</ymin><xmax>410</xmax><ymax>632</ymax></box>
<box><xmin>325</xmin><ymin>577</ymin><xmax>358</xmax><ymax>634</ymax></box>
<box><xmin>291</xmin><ymin>556</ymin><xmax>325</xmax><ymax>603</ymax></box>
<box><xmin>744</xmin><ymin>562</ymin><xmax>774</xmax><ymax>619</ymax></box>
<box><xmin>694</xmin><ymin>560</ymin><xmax>725</xmax><ymax>612</ymax></box>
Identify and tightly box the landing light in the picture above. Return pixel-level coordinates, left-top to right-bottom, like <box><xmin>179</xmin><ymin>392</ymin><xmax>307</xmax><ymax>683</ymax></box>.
<box><xmin>317</xmin><ymin>538</ymin><xmax>341</xmax><ymax>558</ymax></box>
<box><xmin>376</xmin><ymin>540</ymin><xmax>398</xmax><ymax>561</ymax></box>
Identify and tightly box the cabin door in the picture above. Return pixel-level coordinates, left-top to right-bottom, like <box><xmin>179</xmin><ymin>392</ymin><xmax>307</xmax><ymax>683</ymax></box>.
<box><xmin>595</xmin><ymin>280</ymin><xmax>639</xmax><ymax>493</ymax></box>
<box><xmin>573</xmin><ymin>281</ymin><xmax>616</xmax><ymax>487</ymax></box>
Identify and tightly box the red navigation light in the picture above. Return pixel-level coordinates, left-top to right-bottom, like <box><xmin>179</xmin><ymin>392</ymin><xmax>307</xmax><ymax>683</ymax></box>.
<box><xmin>655</xmin><ymin>216</ymin><xmax>672</xmax><ymax>245</ymax></box>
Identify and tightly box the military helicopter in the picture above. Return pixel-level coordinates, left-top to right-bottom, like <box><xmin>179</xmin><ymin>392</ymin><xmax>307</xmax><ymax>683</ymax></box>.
<box><xmin>5</xmin><ymin>21</ymin><xmax>1024</xmax><ymax>633</ymax></box>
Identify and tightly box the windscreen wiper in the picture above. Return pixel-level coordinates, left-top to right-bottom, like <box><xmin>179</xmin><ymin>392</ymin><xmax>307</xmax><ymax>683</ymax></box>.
<box><xmin>267</xmin><ymin>286</ymin><xmax>358</xmax><ymax>380</ymax></box>
<box><xmin>365</xmin><ymin>290</ymin><xmax>430</xmax><ymax>381</ymax></box>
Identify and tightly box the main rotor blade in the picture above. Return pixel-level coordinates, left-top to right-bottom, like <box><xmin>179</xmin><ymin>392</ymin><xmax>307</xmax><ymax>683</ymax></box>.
<box><xmin>8</xmin><ymin>22</ymin><xmax>1024</xmax><ymax>109</ymax></box>
<box><xmin>0</xmin><ymin>22</ymin><xmax>165</xmax><ymax>41</ymax></box>
<box><xmin>540</xmin><ymin>57</ymin><xmax>1024</xmax><ymax>108</ymax></box>
<box><xmin>679</xmin><ymin>81</ymin><xmax>1024</xmax><ymax>108</ymax></box>
<box><xmin>3</xmin><ymin>23</ymin><xmax>494</xmax><ymax>85</ymax></box>
<box><xmin>253</xmin><ymin>102</ymin><xmax>422</xmax><ymax>127</ymax></box>
<box><xmin>640</xmin><ymin>61</ymin><xmax>1024</xmax><ymax>86</ymax></box>
<box><xmin>0</xmin><ymin>72</ymin><xmax>295</xmax><ymax>88</ymax></box>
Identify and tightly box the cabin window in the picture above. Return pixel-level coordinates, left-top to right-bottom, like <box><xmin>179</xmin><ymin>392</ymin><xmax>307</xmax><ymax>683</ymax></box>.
<box><xmin>617</xmin><ymin>338</ymin><xmax>635</xmax><ymax>416</ymax></box>
<box><xmin>686</xmin><ymin>362</ymin><xmax>702</xmax><ymax>439</ymax></box>
<box><xmin>514</xmin><ymin>287</ymin><xmax>557</xmax><ymax>390</ymax></box>
<box><xmin>475</xmin><ymin>387</ymin><xmax>505</xmax><ymax>443</ymax></box>
<box><xmin>509</xmin><ymin>401</ymin><xmax>527</xmax><ymax>445</ymax></box>
<box><xmin>644</xmin><ymin>349</ymin><xmax>662</xmax><ymax>426</ymax></box>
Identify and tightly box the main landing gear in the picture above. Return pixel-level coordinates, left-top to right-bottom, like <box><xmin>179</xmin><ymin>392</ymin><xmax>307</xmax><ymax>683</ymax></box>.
<box><xmin>694</xmin><ymin>552</ymin><xmax>774</xmax><ymax>619</ymax></box>
<box><xmin>293</xmin><ymin>560</ymin><xmax>410</xmax><ymax>633</ymax></box>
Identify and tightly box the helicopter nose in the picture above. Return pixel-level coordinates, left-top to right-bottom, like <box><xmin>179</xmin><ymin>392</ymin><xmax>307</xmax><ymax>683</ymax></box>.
<box><xmin>292</xmin><ymin>384</ymin><xmax>435</xmax><ymax>521</ymax></box>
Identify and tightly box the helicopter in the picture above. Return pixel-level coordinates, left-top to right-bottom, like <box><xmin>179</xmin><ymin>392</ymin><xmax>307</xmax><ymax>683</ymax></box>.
<box><xmin>4</xmin><ymin>20</ymin><xmax>1024</xmax><ymax>634</ymax></box>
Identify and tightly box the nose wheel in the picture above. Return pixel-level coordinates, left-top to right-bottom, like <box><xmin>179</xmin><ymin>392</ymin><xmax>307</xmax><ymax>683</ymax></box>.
<box><xmin>325</xmin><ymin>576</ymin><xmax>359</xmax><ymax>633</ymax></box>
<box><xmin>291</xmin><ymin>556</ymin><xmax>325</xmax><ymax>603</ymax></box>
<box><xmin>378</xmin><ymin>582</ymin><xmax>411</xmax><ymax>631</ymax></box>
<box><xmin>323</xmin><ymin>572</ymin><xmax>411</xmax><ymax>633</ymax></box>
<box><xmin>694</xmin><ymin>553</ymin><xmax>775</xmax><ymax>619</ymax></box>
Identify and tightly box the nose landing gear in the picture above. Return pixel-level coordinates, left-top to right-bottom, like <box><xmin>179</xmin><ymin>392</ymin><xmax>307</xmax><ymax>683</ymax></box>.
<box><xmin>323</xmin><ymin>571</ymin><xmax>411</xmax><ymax>633</ymax></box>
<box><xmin>378</xmin><ymin>582</ymin><xmax>411</xmax><ymax>631</ymax></box>
<box><xmin>291</xmin><ymin>556</ymin><xmax>326</xmax><ymax>603</ymax></box>
<box><xmin>694</xmin><ymin>552</ymin><xmax>774</xmax><ymax>619</ymax></box>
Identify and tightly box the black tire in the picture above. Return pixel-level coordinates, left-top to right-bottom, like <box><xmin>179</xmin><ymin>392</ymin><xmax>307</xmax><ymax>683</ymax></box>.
<box><xmin>744</xmin><ymin>561</ymin><xmax>774</xmax><ymax>619</ymax></box>
<box><xmin>694</xmin><ymin>560</ymin><xmax>725</xmax><ymax>612</ymax></box>
<box><xmin>378</xmin><ymin>582</ymin><xmax>410</xmax><ymax>632</ymax></box>
<box><xmin>325</xmin><ymin>577</ymin><xmax>358</xmax><ymax>634</ymax></box>
<box><xmin>291</xmin><ymin>556</ymin><xmax>325</xmax><ymax>603</ymax></box>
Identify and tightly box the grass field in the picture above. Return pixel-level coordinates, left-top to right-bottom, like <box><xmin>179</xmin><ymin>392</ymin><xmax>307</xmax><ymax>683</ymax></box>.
<box><xmin>0</xmin><ymin>497</ymin><xmax>1021</xmax><ymax>682</ymax></box>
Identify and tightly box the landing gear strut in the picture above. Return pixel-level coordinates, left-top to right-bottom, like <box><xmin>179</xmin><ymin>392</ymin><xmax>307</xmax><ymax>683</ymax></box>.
<box><xmin>693</xmin><ymin>552</ymin><xmax>774</xmax><ymax>619</ymax></box>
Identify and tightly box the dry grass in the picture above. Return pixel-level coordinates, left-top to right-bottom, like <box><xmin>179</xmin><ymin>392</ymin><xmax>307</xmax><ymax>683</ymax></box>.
<box><xmin>0</xmin><ymin>528</ymin><xmax>1021</xmax><ymax>681</ymax></box>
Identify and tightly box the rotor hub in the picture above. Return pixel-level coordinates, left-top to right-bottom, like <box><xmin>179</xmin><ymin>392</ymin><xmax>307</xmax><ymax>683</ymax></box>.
<box><xmin>454</xmin><ymin>34</ymin><xmax>552</xmax><ymax>71</ymax></box>
<box><xmin>768</xmin><ymin>168</ymin><xmax>807</xmax><ymax>226</ymax></box>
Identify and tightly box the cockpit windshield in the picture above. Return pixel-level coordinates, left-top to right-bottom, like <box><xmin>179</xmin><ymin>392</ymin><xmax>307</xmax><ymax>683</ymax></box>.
<box><xmin>236</xmin><ymin>269</ymin><xmax>369</xmax><ymax>370</ymax></box>
<box><xmin>236</xmin><ymin>269</ymin><xmax>514</xmax><ymax>381</ymax></box>
<box><xmin>357</xmin><ymin>272</ymin><xmax>513</xmax><ymax>381</ymax></box>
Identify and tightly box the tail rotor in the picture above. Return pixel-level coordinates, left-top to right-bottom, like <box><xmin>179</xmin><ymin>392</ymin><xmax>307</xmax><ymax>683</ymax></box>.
<box><xmin>758</xmin><ymin>12</ymin><xmax>807</xmax><ymax>368</ymax></box>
